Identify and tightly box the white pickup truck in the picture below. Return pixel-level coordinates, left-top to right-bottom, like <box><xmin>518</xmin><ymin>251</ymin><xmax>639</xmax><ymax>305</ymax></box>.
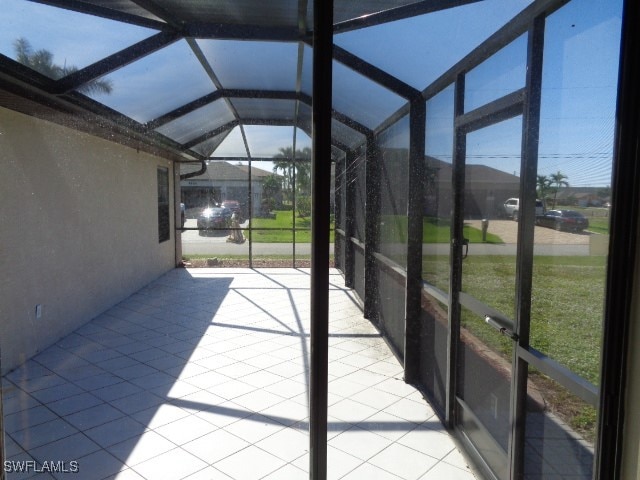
<box><xmin>503</xmin><ymin>198</ymin><xmax>544</xmax><ymax>221</ymax></box>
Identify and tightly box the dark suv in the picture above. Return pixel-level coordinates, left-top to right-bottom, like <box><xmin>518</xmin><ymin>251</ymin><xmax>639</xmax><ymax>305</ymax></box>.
<box><xmin>197</xmin><ymin>207</ymin><xmax>232</xmax><ymax>234</ymax></box>
<box><xmin>221</xmin><ymin>200</ymin><xmax>242</xmax><ymax>220</ymax></box>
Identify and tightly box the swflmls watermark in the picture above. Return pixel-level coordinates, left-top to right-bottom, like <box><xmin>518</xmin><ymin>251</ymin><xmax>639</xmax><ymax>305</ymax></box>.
<box><xmin>4</xmin><ymin>460</ymin><xmax>79</xmax><ymax>473</ymax></box>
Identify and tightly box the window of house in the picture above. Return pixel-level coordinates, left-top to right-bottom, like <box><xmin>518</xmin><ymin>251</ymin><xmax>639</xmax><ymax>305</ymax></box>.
<box><xmin>158</xmin><ymin>167</ymin><xmax>170</xmax><ymax>243</ymax></box>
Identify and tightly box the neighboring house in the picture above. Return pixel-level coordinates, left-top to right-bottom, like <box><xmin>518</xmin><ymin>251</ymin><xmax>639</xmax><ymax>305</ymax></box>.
<box><xmin>554</xmin><ymin>187</ymin><xmax>609</xmax><ymax>207</ymax></box>
<box><xmin>375</xmin><ymin>151</ymin><xmax>520</xmax><ymax>221</ymax></box>
<box><xmin>574</xmin><ymin>193</ymin><xmax>602</xmax><ymax>207</ymax></box>
<box><xmin>424</xmin><ymin>156</ymin><xmax>521</xmax><ymax>219</ymax></box>
<box><xmin>180</xmin><ymin>161</ymin><xmax>276</xmax><ymax>217</ymax></box>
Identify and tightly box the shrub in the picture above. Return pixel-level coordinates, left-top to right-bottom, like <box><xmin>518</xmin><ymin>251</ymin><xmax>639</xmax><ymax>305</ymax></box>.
<box><xmin>297</xmin><ymin>196</ymin><xmax>311</xmax><ymax>218</ymax></box>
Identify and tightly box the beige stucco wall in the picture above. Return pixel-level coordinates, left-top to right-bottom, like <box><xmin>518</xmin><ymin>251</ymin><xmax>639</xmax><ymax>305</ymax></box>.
<box><xmin>622</xmin><ymin>219</ymin><xmax>640</xmax><ymax>479</ymax></box>
<box><xmin>0</xmin><ymin>107</ymin><xmax>176</xmax><ymax>373</ymax></box>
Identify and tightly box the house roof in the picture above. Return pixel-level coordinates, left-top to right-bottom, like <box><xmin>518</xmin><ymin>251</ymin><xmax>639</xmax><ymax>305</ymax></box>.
<box><xmin>182</xmin><ymin>161</ymin><xmax>275</xmax><ymax>182</ymax></box>
<box><xmin>236</xmin><ymin>165</ymin><xmax>275</xmax><ymax>178</ymax></box>
<box><xmin>426</xmin><ymin>156</ymin><xmax>520</xmax><ymax>186</ymax></box>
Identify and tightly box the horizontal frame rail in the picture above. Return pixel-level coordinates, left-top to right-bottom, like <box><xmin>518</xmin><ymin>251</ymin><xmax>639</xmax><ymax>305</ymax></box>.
<box><xmin>455</xmin><ymin>89</ymin><xmax>525</xmax><ymax>133</ymax></box>
<box><xmin>421</xmin><ymin>281</ymin><xmax>449</xmax><ymax>307</ymax></box>
<box><xmin>350</xmin><ymin>236</ymin><xmax>365</xmax><ymax>250</ymax></box>
<box><xmin>458</xmin><ymin>292</ymin><xmax>515</xmax><ymax>330</ymax></box>
<box><xmin>518</xmin><ymin>346</ymin><xmax>599</xmax><ymax>407</ymax></box>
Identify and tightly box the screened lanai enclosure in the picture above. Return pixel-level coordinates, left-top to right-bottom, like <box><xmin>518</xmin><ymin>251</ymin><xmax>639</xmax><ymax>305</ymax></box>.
<box><xmin>1</xmin><ymin>0</ymin><xmax>637</xmax><ymax>479</ymax></box>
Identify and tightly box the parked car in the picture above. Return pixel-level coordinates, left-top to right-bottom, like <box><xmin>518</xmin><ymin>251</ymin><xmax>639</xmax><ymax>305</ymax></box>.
<box><xmin>536</xmin><ymin>209</ymin><xmax>589</xmax><ymax>232</ymax></box>
<box><xmin>197</xmin><ymin>206</ymin><xmax>232</xmax><ymax>234</ymax></box>
<box><xmin>503</xmin><ymin>198</ymin><xmax>544</xmax><ymax>221</ymax></box>
<box><xmin>221</xmin><ymin>200</ymin><xmax>243</xmax><ymax>220</ymax></box>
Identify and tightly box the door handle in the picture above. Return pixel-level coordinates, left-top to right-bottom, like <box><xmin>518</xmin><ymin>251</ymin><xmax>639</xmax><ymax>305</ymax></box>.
<box><xmin>462</xmin><ymin>238</ymin><xmax>469</xmax><ymax>259</ymax></box>
<box><xmin>485</xmin><ymin>315</ymin><xmax>519</xmax><ymax>341</ymax></box>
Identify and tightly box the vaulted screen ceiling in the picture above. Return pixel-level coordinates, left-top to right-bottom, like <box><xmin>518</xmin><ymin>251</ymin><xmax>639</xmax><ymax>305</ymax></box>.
<box><xmin>0</xmin><ymin>0</ymin><xmax>531</xmax><ymax>163</ymax></box>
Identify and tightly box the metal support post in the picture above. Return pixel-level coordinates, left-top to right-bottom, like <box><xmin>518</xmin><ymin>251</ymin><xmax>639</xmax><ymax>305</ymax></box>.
<box><xmin>446</xmin><ymin>73</ymin><xmax>466</xmax><ymax>427</ymax></box>
<box><xmin>344</xmin><ymin>150</ymin><xmax>357</xmax><ymax>288</ymax></box>
<box><xmin>309</xmin><ymin>0</ymin><xmax>333</xmax><ymax>477</ymax></box>
<box><xmin>364</xmin><ymin>134</ymin><xmax>381</xmax><ymax>320</ymax></box>
<box><xmin>404</xmin><ymin>99</ymin><xmax>426</xmax><ymax>384</ymax></box>
<box><xmin>510</xmin><ymin>15</ymin><xmax>545</xmax><ymax>478</ymax></box>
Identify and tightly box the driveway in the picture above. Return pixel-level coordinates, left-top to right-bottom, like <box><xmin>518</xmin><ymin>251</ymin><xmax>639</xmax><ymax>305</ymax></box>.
<box><xmin>431</xmin><ymin>219</ymin><xmax>605</xmax><ymax>256</ymax></box>
<box><xmin>465</xmin><ymin>219</ymin><xmax>591</xmax><ymax>245</ymax></box>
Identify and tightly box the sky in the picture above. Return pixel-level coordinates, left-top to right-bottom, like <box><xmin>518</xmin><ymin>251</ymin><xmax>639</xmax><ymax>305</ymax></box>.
<box><xmin>338</xmin><ymin>0</ymin><xmax>622</xmax><ymax>187</ymax></box>
<box><xmin>0</xmin><ymin>0</ymin><xmax>154</xmax><ymax>69</ymax></box>
<box><xmin>213</xmin><ymin>126</ymin><xmax>312</xmax><ymax>158</ymax></box>
<box><xmin>0</xmin><ymin>0</ymin><xmax>624</xmax><ymax>187</ymax></box>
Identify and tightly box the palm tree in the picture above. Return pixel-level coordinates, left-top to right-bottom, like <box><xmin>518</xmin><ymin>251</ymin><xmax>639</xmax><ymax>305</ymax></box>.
<box><xmin>549</xmin><ymin>171</ymin><xmax>569</xmax><ymax>209</ymax></box>
<box><xmin>272</xmin><ymin>146</ymin><xmax>312</xmax><ymax>203</ymax></box>
<box><xmin>295</xmin><ymin>147</ymin><xmax>311</xmax><ymax>195</ymax></box>
<box><xmin>295</xmin><ymin>161</ymin><xmax>311</xmax><ymax>193</ymax></box>
<box><xmin>537</xmin><ymin>174</ymin><xmax>551</xmax><ymax>207</ymax></box>
<box><xmin>272</xmin><ymin>147</ymin><xmax>295</xmax><ymax>200</ymax></box>
<box><xmin>14</xmin><ymin>37</ymin><xmax>113</xmax><ymax>95</ymax></box>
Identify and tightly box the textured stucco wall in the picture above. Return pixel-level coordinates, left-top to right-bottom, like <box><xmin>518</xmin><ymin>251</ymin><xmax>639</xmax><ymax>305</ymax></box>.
<box><xmin>622</xmin><ymin>220</ymin><xmax>640</xmax><ymax>479</ymax></box>
<box><xmin>0</xmin><ymin>107</ymin><xmax>176</xmax><ymax>373</ymax></box>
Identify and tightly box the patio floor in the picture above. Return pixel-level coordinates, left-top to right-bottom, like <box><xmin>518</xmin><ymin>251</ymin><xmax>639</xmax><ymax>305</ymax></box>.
<box><xmin>3</xmin><ymin>268</ymin><xmax>478</xmax><ymax>480</ymax></box>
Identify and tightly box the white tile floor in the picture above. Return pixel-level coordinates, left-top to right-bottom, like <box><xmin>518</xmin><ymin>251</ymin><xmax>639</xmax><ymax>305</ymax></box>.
<box><xmin>3</xmin><ymin>268</ymin><xmax>478</xmax><ymax>480</ymax></box>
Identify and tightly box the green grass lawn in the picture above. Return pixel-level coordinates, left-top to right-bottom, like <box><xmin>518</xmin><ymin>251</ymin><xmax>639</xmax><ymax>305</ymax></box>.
<box><xmin>424</xmin><ymin>253</ymin><xmax>605</xmax><ymax>439</ymax></box>
<box><xmin>423</xmin><ymin>254</ymin><xmax>606</xmax><ymax>385</ymax></box>
<box><xmin>567</xmin><ymin>207</ymin><xmax>610</xmax><ymax>234</ymax></box>
<box><xmin>380</xmin><ymin>216</ymin><xmax>503</xmax><ymax>244</ymax></box>
<box><xmin>584</xmin><ymin>216</ymin><xmax>610</xmax><ymax>234</ymax></box>
<box><xmin>250</xmin><ymin>210</ymin><xmax>335</xmax><ymax>243</ymax></box>
<box><xmin>250</xmin><ymin>213</ymin><xmax>501</xmax><ymax>244</ymax></box>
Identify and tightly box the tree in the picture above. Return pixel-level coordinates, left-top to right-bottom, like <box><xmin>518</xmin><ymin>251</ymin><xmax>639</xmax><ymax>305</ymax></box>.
<box><xmin>261</xmin><ymin>174</ymin><xmax>283</xmax><ymax>212</ymax></box>
<box><xmin>272</xmin><ymin>146</ymin><xmax>312</xmax><ymax>206</ymax></box>
<box><xmin>296</xmin><ymin>196</ymin><xmax>312</xmax><ymax>218</ymax></box>
<box><xmin>13</xmin><ymin>37</ymin><xmax>113</xmax><ymax>95</ymax></box>
<box><xmin>295</xmin><ymin>159</ymin><xmax>311</xmax><ymax>195</ymax></box>
<box><xmin>549</xmin><ymin>171</ymin><xmax>569</xmax><ymax>209</ymax></box>
<box><xmin>597</xmin><ymin>186</ymin><xmax>611</xmax><ymax>200</ymax></box>
<box><xmin>272</xmin><ymin>147</ymin><xmax>295</xmax><ymax>198</ymax></box>
<box><xmin>537</xmin><ymin>174</ymin><xmax>551</xmax><ymax>207</ymax></box>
